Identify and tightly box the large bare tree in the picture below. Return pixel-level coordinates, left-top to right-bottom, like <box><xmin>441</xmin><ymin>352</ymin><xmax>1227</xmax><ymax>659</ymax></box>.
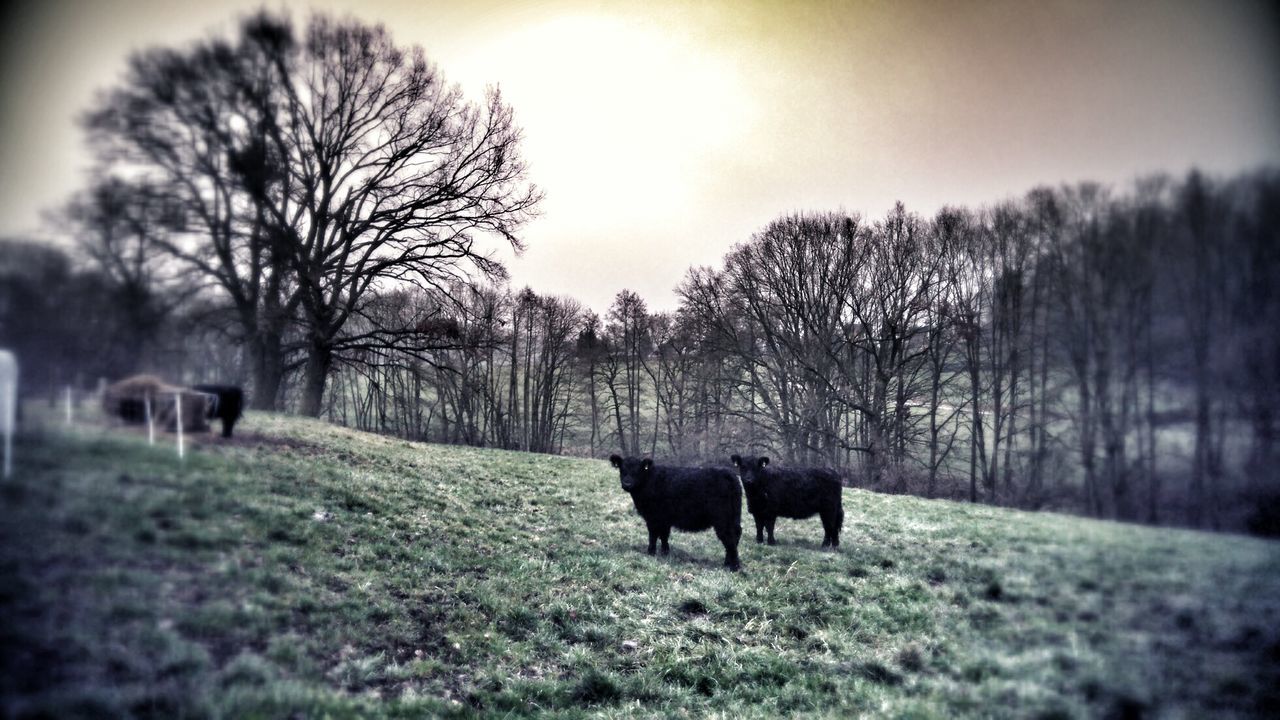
<box><xmin>249</xmin><ymin>14</ymin><xmax>541</xmax><ymax>415</ymax></box>
<box><xmin>87</xmin><ymin>12</ymin><xmax>541</xmax><ymax>414</ymax></box>
<box><xmin>87</xmin><ymin>24</ymin><xmax>300</xmax><ymax>408</ymax></box>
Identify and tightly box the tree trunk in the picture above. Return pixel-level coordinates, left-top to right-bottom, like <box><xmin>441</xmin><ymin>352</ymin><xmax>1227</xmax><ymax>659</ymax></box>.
<box><xmin>865</xmin><ymin>416</ymin><xmax>887</xmax><ymax>490</ymax></box>
<box><xmin>926</xmin><ymin>361</ymin><xmax>941</xmax><ymax>499</ymax></box>
<box><xmin>1002</xmin><ymin>363</ymin><xmax>1020</xmax><ymax>502</ymax></box>
<box><xmin>609</xmin><ymin>375</ymin><xmax>628</xmax><ymax>456</ymax></box>
<box><xmin>1078</xmin><ymin>381</ymin><xmax>1101</xmax><ymax>517</ymax></box>
<box><xmin>967</xmin><ymin>358</ymin><xmax>986</xmax><ymax>504</ymax></box>
<box><xmin>245</xmin><ymin>334</ymin><xmax>282</xmax><ymax>411</ymax></box>
<box><xmin>299</xmin><ymin>342</ymin><xmax>333</xmax><ymax>417</ymax></box>
<box><xmin>1145</xmin><ymin>322</ymin><xmax>1159</xmax><ymax>524</ymax></box>
<box><xmin>587</xmin><ymin>360</ymin><xmax>599</xmax><ymax>457</ymax></box>
<box><xmin>867</xmin><ymin>372</ymin><xmax>890</xmax><ymax>489</ymax></box>
<box><xmin>1190</xmin><ymin>375</ymin><xmax>1209</xmax><ymax>527</ymax></box>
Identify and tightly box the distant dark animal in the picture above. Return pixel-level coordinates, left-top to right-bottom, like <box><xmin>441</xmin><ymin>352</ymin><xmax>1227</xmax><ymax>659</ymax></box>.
<box><xmin>116</xmin><ymin>397</ymin><xmax>148</xmax><ymax>424</ymax></box>
<box><xmin>192</xmin><ymin>384</ymin><xmax>245</xmax><ymax>438</ymax></box>
<box><xmin>730</xmin><ymin>455</ymin><xmax>843</xmax><ymax>548</ymax></box>
<box><xmin>609</xmin><ymin>455</ymin><xmax>742</xmax><ymax>571</ymax></box>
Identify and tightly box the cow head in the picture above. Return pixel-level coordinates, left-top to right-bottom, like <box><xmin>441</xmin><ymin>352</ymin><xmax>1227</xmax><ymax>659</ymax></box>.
<box><xmin>731</xmin><ymin>454</ymin><xmax>770</xmax><ymax>488</ymax></box>
<box><xmin>610</xmin><ymin>454</ymin><xmax>654</xmax><ymax>493</ymax></box>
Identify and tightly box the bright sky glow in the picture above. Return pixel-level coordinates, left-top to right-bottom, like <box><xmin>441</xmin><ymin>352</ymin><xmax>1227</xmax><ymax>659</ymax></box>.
<box><xmin>2</xmin><ymin>0</ymin><xmax>1277</xmax><ymax>312</ymax></box>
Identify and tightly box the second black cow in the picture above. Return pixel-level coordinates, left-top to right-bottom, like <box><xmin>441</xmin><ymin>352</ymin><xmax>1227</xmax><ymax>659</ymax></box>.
<box><xmin>610</xmin><ymin>455</ymin><xmax>742</xmax><ymax>571</ymax></box>
<box><xmin>730</xmin><ymin>455</ymin><xmax>844</xmax><ymax>548</ymax></box>
<box><xmin>192</xmin><ymin>384</ymin><xmax>245</xmax><ymax>438</ymax></box>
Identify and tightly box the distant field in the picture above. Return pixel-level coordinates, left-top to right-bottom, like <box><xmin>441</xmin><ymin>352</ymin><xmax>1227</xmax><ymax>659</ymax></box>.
<box><xmin>1</xmin><ymin>413</ymin><xmax>1278</xmax><ymax>718</ymax></box>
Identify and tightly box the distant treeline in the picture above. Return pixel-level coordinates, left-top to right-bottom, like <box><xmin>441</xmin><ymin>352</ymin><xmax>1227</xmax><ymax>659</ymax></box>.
<box><xmin>319</xmin><ymin>170</ymin><xmax>1280</xmax><ymax>535</ymax></box>
<box><xmin>1</xmin><ymin>10</ymin><xmax>1277</xmax><ymax>533</ymax></box>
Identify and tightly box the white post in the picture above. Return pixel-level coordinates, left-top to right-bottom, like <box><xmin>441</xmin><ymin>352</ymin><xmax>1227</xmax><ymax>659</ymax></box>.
<box><xmin>145</xmin><ymin>394</ymin><xmax>155</xmax><ymax>445</ymax></box>
<box><xmin>2</xmin><ymin>390</ymin><xmax>11</xmax><ymax>478</ymax></box>
<box><xmin>65</xmin><ymin>386</ymin><xmax>73</xmax><ymax>425</ymax></box>
<box><xmin>0</xmin><ymin>350</ymin><xmax>16</xmax><ymax>478</ymax></box>
<box><xmin>175</xmin><ymin>393</ymin><xmax>184</xmax><ymax>460</ymax></box>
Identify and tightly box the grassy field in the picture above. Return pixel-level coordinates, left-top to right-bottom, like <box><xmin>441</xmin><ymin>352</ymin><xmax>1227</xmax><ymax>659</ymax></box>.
<box><xmin>1</xmin><ymin>413</ymin><xmax>1278</xmax><ymax>718</ymax></box>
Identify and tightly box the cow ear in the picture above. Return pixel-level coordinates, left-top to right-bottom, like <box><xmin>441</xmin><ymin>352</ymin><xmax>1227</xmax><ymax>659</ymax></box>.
<box><xmin>730</xmin><ymin>454</ymin><xmax>742</xmax><ymax>468</ymax></box>
<box><xmin>641</xmin><ymin>458</ymin><xmax>653</xmax><ymax>472</ymax></box>
<box><xmin>759</xmin><ymin>456</ymin><xmax>770</xmax><ymax>468</ymax></box>
<box><xmin>609</xmin><ymin>454</ymin><xmax>623</xmax><ymax>469</ymax></box>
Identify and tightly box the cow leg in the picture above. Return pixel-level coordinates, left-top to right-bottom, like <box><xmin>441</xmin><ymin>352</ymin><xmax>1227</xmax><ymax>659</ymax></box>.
<box><xmin>659</xmin><ymin>527</ymin><xmax>671</xmax><ymax>556</ymax></box>
<box><xmin>820</xmin><ymin>511</ymin><xmax>834</xmax><ymax>547</ymax></box>
<box><xmin>646</xmin><ymin>524</ymin><xmax>658</xmax><ymax>555</ymax></box>
<box><xmin>755</xmin><ymin>518</ymin><xmax>766</xmax><ymax>544</ymax></box>
<box><xmin>766</xmin><ymin>518</ymin><xmax>777</xmax><ymax>546</ymax></box>
<box><xmin>831</xmin><ymin>507</ymin><xmax>843</xmax><ymax>548</ymax></box>
<box><xmin>715</xmin><ymin>522</ymin><xmax>740</xmax><ymax>571</ymax></box>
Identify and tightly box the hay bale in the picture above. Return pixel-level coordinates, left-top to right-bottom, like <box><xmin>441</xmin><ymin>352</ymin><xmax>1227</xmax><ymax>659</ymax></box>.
<box><xmin>102</xmin><ymin>374</ymin><xmax>212</xmax><ymax>432</ymax></box>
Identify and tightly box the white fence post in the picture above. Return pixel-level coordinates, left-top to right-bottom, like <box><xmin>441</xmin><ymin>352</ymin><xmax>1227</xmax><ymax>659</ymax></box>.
<box><xmin>1</xmin><ymin>350</ymin><xmax>15</xmax><ymax>479</ymax></box>
<box><xmin>2</xmin><ymin>389</ymin><xmax>11</xmax><ymax>478</ymax></box>
<box><xmin>145</xmin><ymin>394</ymin><xmax>155</xmax><ymax>445</ymax></box>
<box><xmin>175</xmin><ymin>393</ymin><xmax>184</xmax><ymax>461</ymax></box>
<box><xmin>65</xmin><ymin>386</ymin><xmax>73</xmax><ymax>425</ymax></box>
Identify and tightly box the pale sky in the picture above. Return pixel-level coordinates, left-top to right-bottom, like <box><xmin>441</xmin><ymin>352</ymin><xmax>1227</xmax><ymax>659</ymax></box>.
<box><xmin>2</xmin><ymin>0</ymin><xmax>1278</xmax><ymax>313</ymax></box>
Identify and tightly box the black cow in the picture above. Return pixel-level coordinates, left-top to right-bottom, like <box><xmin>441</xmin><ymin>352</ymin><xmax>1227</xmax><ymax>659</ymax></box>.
<box><xmin>192</xmin><ymin>384</ymin><xmax>245</xmax><ymax>438</ymax></box>
<box><xmin>609</xmin><ymin>455</ymin><xmax>742</xmax><ymax>571</ymax></box>
<box><xmin>730</xmin><ymin>455</ymin><xmax>843</xmax><ymax>548</ymax></box>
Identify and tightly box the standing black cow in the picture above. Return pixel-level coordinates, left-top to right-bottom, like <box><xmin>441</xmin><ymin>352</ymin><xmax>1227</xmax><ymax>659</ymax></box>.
<box><xmin>192</xmin><ymin>384</ymin><xmax>245</xmax><ymax>438</ymax></box>
<box><xmin>730</xmin><ymin>455</ymin><xmax>843</xmax><ymax>548</ymax></box>
<box><xmin>609</xmin><ymin>455</ymin><xmax>742</xmax><ymax>571</ymax></box>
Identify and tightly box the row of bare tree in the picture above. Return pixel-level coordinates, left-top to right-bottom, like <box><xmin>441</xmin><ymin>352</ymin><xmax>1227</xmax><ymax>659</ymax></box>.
<box><xmin>303</xmin><ymin>170</ymin><xmax>1277</xmax><ymax>532</ymax></box>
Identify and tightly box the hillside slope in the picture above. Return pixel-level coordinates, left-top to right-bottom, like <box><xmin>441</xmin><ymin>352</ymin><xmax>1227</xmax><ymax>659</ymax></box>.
<box><xmin>2</xmin><ymin>414</ymin><xmax>1278</xmax><ymax>718</ymax></box>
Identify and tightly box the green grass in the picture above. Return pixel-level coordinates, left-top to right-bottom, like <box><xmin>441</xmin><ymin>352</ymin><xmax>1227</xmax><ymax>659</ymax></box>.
<box><xmin>2</xmin><ymin>413</ymin><xmax>1278</xmax><ymax>718</ymax></box>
